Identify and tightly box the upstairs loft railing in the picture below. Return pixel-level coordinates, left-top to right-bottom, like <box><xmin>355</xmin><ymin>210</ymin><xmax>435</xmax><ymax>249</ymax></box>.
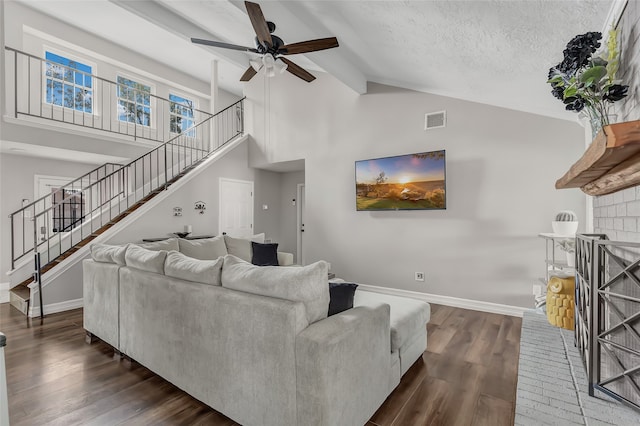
<box><xmin>9</xmin><ymin>97</ymin><xmax>245</xmax><ymax>271</ymax></box>
<box><xmin>5</xmin><ymin>47</ymin><xmax>214</xmax><ymax>144</ymax></box>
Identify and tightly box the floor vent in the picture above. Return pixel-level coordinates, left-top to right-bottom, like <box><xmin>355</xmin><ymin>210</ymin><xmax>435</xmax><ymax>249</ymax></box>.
<box><xmin>425</xmin><ymin>111</ymin><xmax>446</xmax><ymax>130</ymax></box>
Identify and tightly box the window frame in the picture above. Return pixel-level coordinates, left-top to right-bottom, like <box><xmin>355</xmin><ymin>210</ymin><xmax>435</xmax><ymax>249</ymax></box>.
<box><xmin>116</xmin><ymin>73</ymin><xmax>156</xmax><ymax>129</ymax></box>
<box><xmin>42</xmin><ymin>47</ymin><xmax>97</xmax><ymax>115</ymax></box>
<box><xmin>168</xmin><ymin>92</ymin><xmax>198</xmax><ymax>138</ymax></box>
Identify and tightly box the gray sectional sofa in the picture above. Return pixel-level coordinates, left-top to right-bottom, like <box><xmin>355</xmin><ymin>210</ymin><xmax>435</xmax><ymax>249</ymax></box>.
<box><xmin>83</xmin><ymin>236</ymin><xmax>430</xmax><ymax>426</ymax></box>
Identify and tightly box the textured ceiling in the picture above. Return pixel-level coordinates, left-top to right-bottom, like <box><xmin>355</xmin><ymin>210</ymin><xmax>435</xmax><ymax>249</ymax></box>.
<box><xmin>17</xmin><ymin>0</ymin><xmax>614</xmax><ymax>120</ymax></box>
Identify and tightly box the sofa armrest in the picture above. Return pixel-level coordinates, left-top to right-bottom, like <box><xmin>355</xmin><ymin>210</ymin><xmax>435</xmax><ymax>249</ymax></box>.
<box><xmin>277</xmin><ymin>251</ymin><xmax>294</xmax><ymax>266</ymax></box>
<box><xmin>83</xmin><ymin>259</ymin><xmax>120</xmax><ymax>349</ymax></box>
<box><xmin>295</xmin><ymin>303</ymin><xmax>392</xmax><ymax>426</ymax></box>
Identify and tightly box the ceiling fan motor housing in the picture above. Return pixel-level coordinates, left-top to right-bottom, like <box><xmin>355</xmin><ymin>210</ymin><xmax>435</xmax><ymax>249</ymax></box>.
<box><xmin>255</xmin><ymin>33</ymin><xmax>285</xmax><ymax>55</ymax></box>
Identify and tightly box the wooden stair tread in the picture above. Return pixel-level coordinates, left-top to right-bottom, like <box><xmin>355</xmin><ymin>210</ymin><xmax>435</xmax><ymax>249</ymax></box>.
<box><xmin>10</xmin><ymin>284</ymin><xmax>31</xmax><ymax>300</ymax></box>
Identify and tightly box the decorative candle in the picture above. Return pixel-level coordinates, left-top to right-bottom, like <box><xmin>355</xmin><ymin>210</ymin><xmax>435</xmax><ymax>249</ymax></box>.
<box><xmin>185</xmin><ymin>225</ymin><xmax>192</xmax><ymax>233</ymax></box>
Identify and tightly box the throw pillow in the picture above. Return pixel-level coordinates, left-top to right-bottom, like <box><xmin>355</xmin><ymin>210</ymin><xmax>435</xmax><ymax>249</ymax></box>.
<box><xmin>224</xmin><ymin>235</ymin><xmax>252</xmax><ymax>262</ymax></box>
<box><xmin>178</xmin><ymin>236</ymin><xmax>228</xmax><ymax>260</ymax></box>
<box><xmin>164</xmin><ymin>251</ymin><xmax>223</xmax><ymax>285</ymax></box>
<box><xmin>328</xmin><ymin>282</ymin><xmax>359</xmax><ymax>316</ymax></box>
<box><xmin>251</xmin><ymin>242</ymin><xmax>279</xmax><ymax>266</ymax></box>
<box><xmin>138</xmin><ymin>238</ymin><xmax>179</xmax><ymax>252</ymax></box>
<box><xmin>91</xmin><ymin>243</ymin><xmax>128</xmax><ymax>265</ymax></box>
<box><xmin>125</xmin><ymin>245</ymin><xmax>167</xmax><ymax>274</ymax></box>
<box><xmin>251</xmin><ymin>233</ymin><xmax>266</xmax><ymax>243</ymax></box>
<box><xmin>221</xmin><ymin>255</ymin><xmax>330</xmax><ymax>324</ymax></box>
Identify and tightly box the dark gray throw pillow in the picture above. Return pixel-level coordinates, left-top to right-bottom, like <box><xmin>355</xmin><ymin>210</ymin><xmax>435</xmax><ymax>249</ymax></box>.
<box><xmin>328</xmin><ymin>282</ymin><xmax>358</xmax><ymax>316</ymax></box>
<box><xmin>251</xmin><ymin>242</ymin><xmax>279</xmax><ymax>266</ymax></box>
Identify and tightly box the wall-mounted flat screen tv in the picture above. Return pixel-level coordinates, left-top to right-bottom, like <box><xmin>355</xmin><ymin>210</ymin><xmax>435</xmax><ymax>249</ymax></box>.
<box><xmin>355</xmin><ymin>150</ymin><xmax>446</xmax><ymax>211</ymax></box>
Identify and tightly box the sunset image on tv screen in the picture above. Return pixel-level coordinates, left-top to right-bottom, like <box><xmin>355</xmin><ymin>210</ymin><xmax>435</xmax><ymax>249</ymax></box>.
<box><xmin>355</xmin><ymin>150</ymin><xmax>446</xmax><ymax>211</ymax></box>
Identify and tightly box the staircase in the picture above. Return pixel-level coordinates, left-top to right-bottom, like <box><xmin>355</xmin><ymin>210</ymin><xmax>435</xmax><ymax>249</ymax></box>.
<box><xmin>8</xmin><ymin>98</ymin><xmax>245</xmax><ymax>317</ymax></box>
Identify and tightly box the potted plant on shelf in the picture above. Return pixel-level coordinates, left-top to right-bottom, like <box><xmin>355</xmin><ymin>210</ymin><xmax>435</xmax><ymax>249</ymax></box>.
<box><xmin>547</xmin><ymin>28</ymin><xmax>628</xmax><ymax>137</ymax></box>
<box><xmin>557</xmin><ymin>239</ymin><xmax>576</xmax><ymax>268</ymax></box>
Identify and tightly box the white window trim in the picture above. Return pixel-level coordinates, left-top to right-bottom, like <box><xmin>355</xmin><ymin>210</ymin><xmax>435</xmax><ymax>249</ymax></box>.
<box><xmin>41</xmin><ymin>45</ymin><xmax>99</xmax><ymax>116</ymax></box>
<box><xmin>116</xmin><ymin>72</ymin><xmax>157</xmax><ymax>130</ymax></box>
<box><xmin>168</xmin><ymin>91</ymin><xmax>199</xmax><ymax>137</ymax></box>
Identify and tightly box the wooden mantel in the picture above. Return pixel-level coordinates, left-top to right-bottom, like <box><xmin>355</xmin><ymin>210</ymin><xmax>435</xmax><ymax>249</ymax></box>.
<box><xmin>555</xmin><ymin>120</ymin><xmax>640</xmax><ymax>196</ymax></box>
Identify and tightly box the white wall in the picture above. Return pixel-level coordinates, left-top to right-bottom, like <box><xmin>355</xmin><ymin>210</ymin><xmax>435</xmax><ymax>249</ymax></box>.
<box><xmin>0</xmin><ymin>153</ymin><xmax>96</xmax><ymax>278</ymax></box>
<box><xmin>245</xmin><ymin>76</ymin><xmax>586</xmax><ymax>308</ymax></box>
<box><xmin>37</xmin><ymin>139</ymin><xmax>285</xmax><ymax>306</ymax></box>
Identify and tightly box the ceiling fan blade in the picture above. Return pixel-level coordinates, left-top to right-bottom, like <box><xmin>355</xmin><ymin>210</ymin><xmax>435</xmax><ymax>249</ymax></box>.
<box><xmin>278</xmin><ymin>37</ymin><xmax>339</xmax><ymax>55</ymax></box>
<box><xmin>240</xmin><ymin>66</ymin><xmax>258</xmax><ymax>82</ymax></box>
<box><xmin>245</xmin><ymin>1</ymin><xmax>272</xmax><ymax>48</ymax></box>
<box><xmin>191</xmin><ymin>38</ymin><xmax>259</xmax><ymax>53</ymax></box>
<box><xmin>280</xmin><ymin>58</ymin><xmax>315</xmax><ymax>82</ymax></box>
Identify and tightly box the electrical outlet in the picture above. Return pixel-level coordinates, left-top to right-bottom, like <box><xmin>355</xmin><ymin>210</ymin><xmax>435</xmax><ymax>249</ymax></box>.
<box><xmin>415</xmin><ymin>272</ymin><xmax>425</xmax><ymax>282</ymax></box>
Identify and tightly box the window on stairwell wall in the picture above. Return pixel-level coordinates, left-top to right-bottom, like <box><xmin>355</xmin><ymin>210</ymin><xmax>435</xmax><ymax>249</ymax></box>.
<box><xmin>169</xmin><ymin>93</ymin><xmax>196</xmax><ymax>137</ymax></box>
<box><xmin>44</xmin><ymin>51</ymin><xmax>93</xmax><ymax>113</ymax></box>
<box><xmin>116</xmin><ymin>75</ymin><xmax>152</xmax><ymax>126</ymax></box>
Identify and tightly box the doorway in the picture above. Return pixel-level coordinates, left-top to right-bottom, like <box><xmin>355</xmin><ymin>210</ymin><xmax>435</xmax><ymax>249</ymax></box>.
<box><xmin>219</xmin><ymin>178</ymin><xmax>254</xmax><ymax>238</ymax></box>
<box><xmin>296</xmin><ymin>183</ymin><xmax>305</xmax><ymax>265</ymax></box>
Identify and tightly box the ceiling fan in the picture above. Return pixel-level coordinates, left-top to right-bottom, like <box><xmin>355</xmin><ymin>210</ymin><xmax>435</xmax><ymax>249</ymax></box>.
<box><xmin>191</xmin><ymin>1</ymin><xmax>339</xmax><ymax>83</ymax></box>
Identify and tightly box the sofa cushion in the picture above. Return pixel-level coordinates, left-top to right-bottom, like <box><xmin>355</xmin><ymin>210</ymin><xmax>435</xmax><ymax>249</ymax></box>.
<box><xmin>224</xmin><ymin>236</ymin><xmax>252</xmax><ymax>262</ymax></box>
<box><xmin>328</xmin><ymin>282</ymin><xmax>358</xmax><ymax>316</ymax></box>
<box><xmin>222</xmin><ymin>255</ymin><xmax>330</xmax><ymax>324</ymax></box>
<box><xmin>164</xmin><ymin>251</ymin><xmax>223</xmax><ymax>285</ymax></box>
<box><xmin>178</xmin><ymin>236</ymin><xmax>228</xmax><ymax>260</ymax></box>
<box><xmin>91</xmin><ymin>243</ymin><xmax>127</xmax><ymax>265</ymax></box>
<box><xmin>251</xmin><ymin>242</ymin><xmax>279</xmax><ymax>266</ymax></box>
<box><xmin>138</xmin><ymin>238</ymin><xmax>179</xmax><ymax>252</ymax></box>
<box><xmin>353</xmin><ymin>289</ymin><xmax>430</xmax><ymax>353</ymax></box>
<box><xmin>126</xmin><ymin>245</ymin><xmax>167</xmax><ymax>274</ymax></box>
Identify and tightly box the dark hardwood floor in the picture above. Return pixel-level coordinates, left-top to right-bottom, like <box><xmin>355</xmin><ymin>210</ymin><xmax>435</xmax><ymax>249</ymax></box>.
<box><xmin>1</xmin><ymin>302</ymin><xmax>521</xmax><ymax>425</ymax></box>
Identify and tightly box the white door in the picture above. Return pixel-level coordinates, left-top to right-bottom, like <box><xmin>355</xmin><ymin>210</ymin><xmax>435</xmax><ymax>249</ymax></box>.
<box><xmin>296</xmin><ymin>184</ymin><xmax>305</xmax><ymax>265</ymax></box>
<box><xmin>219</xmin><ymin>178</ymin><xmax>254</xmax><ymax>238</ymax></box>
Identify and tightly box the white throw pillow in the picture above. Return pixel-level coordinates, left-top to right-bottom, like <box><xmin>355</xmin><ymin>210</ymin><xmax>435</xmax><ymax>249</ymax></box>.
<box><xmin>138</xmin><ymin>238</ymin><xmax>179</xmax><ymax>252</ymax></box>
<box><xmin>251</xmin><ymin>233</ymin><xmax>266</xmax><ymax>243</ymax></box>
<box><xmin>125</xmin><ymin>245</ymin><xmax>167</xmax><ymax>274</ymax></box>
<box><xmin>178</xmin><ymin>236</ymin><xmax>228</xmax><ymax>260</ymax></box>
<box><xmin>221</xmin><ymin>255</ymin><xmax>330</xmax><ymax>324</ymax></box>
<box><xmin>164</xmin><ymin>251</ymin><xmax>223</xmax><ymax>285</ymax></box>
<box><xmin>223</xmin><ymin>236</ymin><xmax>252</xmax><ymax>262</ymax></box>
<box><xmin>91</xmin><ymin>243</ymin><xmax>128</xmax><ymax>265</ymax></box>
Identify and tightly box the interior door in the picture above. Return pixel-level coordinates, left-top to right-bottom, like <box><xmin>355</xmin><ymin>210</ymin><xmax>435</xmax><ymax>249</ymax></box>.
<box><xmin>297</xmin><ymin>183</ymin><xmax>305</xmax><ymax>265</ymax></box>
<box><xmin>219</xmin><ymin>178</ymin><xmax>254</xmax><ymax>238</ymax></box>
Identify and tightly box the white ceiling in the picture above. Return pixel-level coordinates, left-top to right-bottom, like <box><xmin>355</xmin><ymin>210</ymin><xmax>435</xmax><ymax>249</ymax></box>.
<box><xmin>18</xmin><ymin>0</ymin><xmax>613</xmax><ymax>122</ymax></box>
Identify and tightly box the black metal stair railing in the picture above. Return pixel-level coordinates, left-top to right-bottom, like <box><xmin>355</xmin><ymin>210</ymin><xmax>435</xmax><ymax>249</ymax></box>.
<box><xmin>8</xmin><ymin>97</ymin><xmax>244</xmax><ymax>277</ymax></box>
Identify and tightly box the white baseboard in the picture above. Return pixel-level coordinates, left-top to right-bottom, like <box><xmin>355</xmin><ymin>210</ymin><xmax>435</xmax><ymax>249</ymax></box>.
<box><xmin>0</xmin><ymin>282</ymin><xmax>9</xmax><ymax>304</ymax></box>
<box><xmin>357</xmin><ymin>284</ymin><xmax>527</xmax><ymax>318</ymax></box>
<box><xmin>28</xmin><ymin>298</ymin><xmax>83</xmax><ymax>318</ymax></box>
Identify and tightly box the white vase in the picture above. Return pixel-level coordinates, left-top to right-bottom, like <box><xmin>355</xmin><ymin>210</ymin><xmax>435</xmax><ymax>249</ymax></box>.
<box><xmin>566</xmin><ymin>251</ymin><xmax>575</xmax><ymax>268</ymax></box>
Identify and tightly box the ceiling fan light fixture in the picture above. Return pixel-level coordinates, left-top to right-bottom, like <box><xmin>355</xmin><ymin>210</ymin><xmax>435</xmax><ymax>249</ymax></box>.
<box><xmin>249</xmin><ymin>57</ymin><xmax>262</xmax><ymax>72</ymax></box>
<box><xmin>275</xmin><ymin>58</ymin><xmax>288</xmax><ymax>74</ymax></box>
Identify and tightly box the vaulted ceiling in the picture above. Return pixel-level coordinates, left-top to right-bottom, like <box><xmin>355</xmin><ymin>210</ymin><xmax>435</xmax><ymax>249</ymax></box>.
<box><xmin>19</xmin><ymin>0</ymin><xmax>614</xmax><ymax>120</ymax></box>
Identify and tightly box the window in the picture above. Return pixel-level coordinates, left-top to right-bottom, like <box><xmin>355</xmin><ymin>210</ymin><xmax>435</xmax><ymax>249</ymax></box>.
<box><xmin>169</xmin><ymin>94</ymin><xmax>195</xmax><ymax>136</ymax></box>
<box><xmin>117</xmin><ymin>76</ymin><xmax>151</xmax><ymax>126</ymax></box>
<box><xmin>51</xmin><ymin>188</ymin><xmax>84</xmax><ymax>233</ymax></box>
<box><xmin>45</xmin><ymin>51</ymin><xmax>93</xmax><ymax>113</ymax></box>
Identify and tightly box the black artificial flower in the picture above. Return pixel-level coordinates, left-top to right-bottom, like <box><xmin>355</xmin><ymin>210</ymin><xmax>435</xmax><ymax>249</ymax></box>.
<box><xmin>557</xmin><ymin>32</ymin><xmax>602</xmax><ymax>76</ymax></box>
<box><xmin>551</xmin><ymin>86</ymin><xmax>565</xmax><ymax>100</ymax></box>
<box><xmin>603</xmin><ymin>84</ymin><xmax>629</xmax><ymax>102</ymax></box>
<box><xmin>565</xmin><ymin>97</ymin><xmax>585</xmax><ymax>112</ymax></box>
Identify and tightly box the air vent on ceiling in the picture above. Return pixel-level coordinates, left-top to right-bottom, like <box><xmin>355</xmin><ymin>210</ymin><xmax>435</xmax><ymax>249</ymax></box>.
<box><xmin>425</xmin><ymin>111</ymin><xmax>446</xmax><ymax>130</ymax></box>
